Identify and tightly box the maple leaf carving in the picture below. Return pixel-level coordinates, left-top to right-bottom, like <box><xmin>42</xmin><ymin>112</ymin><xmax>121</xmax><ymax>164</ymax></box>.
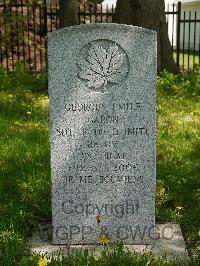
<box><xmin>78</xmin><ymin>44</ymin><xmax>128</xmax><ymax>90</ymax></box>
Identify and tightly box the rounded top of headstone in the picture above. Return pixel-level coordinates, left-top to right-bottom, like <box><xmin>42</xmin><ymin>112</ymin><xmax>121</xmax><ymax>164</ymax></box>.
<box><xmin>48</xmin><ymin>23</ymin><xmax>157</xmax><ymax>40</ymax></box>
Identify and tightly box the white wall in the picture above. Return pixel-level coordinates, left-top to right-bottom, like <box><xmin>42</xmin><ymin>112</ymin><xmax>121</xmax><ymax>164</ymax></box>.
<box><xmin>165</xmin><ymin>0</ymin><xmax>178</xmax><ymax>48</ymax></box>
<box><xmin>102</xmin><ymin>0</ymin><xmax>117</xmax><ymax>9</ymax></box>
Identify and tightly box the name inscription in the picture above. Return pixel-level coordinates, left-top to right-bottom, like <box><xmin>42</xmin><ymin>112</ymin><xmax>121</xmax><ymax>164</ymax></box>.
<box><xmin>65</xmin><ymin>102</ymin><xmax>141</xmax><ymax>112</ymax></box>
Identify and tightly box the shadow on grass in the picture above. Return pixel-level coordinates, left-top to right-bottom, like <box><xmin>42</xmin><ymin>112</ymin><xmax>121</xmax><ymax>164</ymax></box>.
<box><xmin>156</xmin><ymin>142</ymin><xmax>200</xmax><ymax>239</ymax></box>
<box><xmin>0</xmin><ymin>121</ymin><xmax>51</xmax><ymax>233</ymax></box>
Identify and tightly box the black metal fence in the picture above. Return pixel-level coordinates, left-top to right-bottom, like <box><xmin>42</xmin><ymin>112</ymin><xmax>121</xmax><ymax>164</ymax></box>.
<box><xmin>78</xmin><ymin>1</ymin><xmax>114</xmax><ymax>24</ymax></box>
<box><xmin>0</xmin><ymin>1</ymin><xmax>199</xmax><ymax>71</ymax></box>
<box><xmin>166</xmin><ymin>2</ymin><xmax>200</xmax><ymax>70</ymax></box>
<box><xmin>0</xmin><ymin>0</ymin><xmax>57</xmax><ymax>71</ymax></box>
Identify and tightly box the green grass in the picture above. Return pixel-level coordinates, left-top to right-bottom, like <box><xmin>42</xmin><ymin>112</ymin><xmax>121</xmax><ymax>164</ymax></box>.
<box><xmin>0</xmin><ymin>64</ymin><xmax>50</xmax><ymax>265</ymax></box>
<box><xmin>0</xmin><ymin>64</ymin><xmax>200</xmax><ymax>265</ymax></box>
<box><xmin>156</xmin><ymin>69</ymin><xmax>200</xmax><ymax>247</ymax></box>
<box><xmin>173</xmin><ymin>51</ymin><xmax>200</xmax><ymax>69</ymax></box>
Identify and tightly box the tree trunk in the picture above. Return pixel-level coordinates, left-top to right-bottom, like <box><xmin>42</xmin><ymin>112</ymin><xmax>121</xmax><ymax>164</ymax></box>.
<box><xmin>113</xmin><ymin>0</ymin><xmax>180</xmax><ymax>74</ymax></box>
<box><xmin>59</xmin><ymin>0</ymin><xmax>78</xmax><ymax>29</ymax></box>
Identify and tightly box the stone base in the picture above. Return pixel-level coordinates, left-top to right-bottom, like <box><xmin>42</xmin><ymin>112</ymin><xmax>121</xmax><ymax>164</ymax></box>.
<box><xmin>29</xmin><ymin>223</ymin><xmax>189</xmax><ymax>262</ymax></box>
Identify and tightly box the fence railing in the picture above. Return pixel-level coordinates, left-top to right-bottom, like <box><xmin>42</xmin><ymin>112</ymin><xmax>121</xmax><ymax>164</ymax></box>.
<box><xmin>165</xmin><ymin>2</ymin><xmax>200</xmax><ymax>70</ymax></box>
<box><xmin>0</xmin><ymin>1</ymin><xmax>199</xmax><ymax>72</ymax></box>
<box><xmin>78</xmin><ymin>2</ymin><xmax>114</xmax><ymax>24</ymax></box>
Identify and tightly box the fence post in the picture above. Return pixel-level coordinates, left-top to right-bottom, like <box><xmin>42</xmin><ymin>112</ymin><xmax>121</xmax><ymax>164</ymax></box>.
<box><xmin>176</xmin><ymin>1</ymin><xmax>181</xmax><ymax>68</ymax></box>
<box><xmin>43</xmin><ymin>0</ymin><xmax>48</xmax><ymax>67</ymax></box>
<box><xmin>43</xmin><ymin>0</ymin><xmax>48</xmax><ymax>43</ymax></box>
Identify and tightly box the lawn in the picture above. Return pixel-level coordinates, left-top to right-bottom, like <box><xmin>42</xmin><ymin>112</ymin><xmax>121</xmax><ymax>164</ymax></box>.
<box><xmin>173</xmin><ymin>51</ymin><xmax>200</xmax><ymax>70</ymax></box>
<box><xmin>0</xmin><ymin>64</ymin><xmax>200</xmax><ymax>265</ymax></box>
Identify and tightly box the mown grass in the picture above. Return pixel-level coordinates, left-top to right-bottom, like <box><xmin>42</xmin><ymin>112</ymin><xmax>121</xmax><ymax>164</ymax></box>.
<box><xmin>0</xmin><ymin>64</ymin><xmax>200</xmax><ymax>265</ymax></box>
<box><xmin>173</xmin><ymin>51</ymin><xmax>200</xmax><ymax>69</ymax></box>
<box><xmin>0</xmin><ymin>64</ymin><xmax>51</xmax><ymax>265</ymax></box>
<box><xmin>156</xmin><ymin>69</ymin><xmax>200</xmax><ymax>251</ymax></box>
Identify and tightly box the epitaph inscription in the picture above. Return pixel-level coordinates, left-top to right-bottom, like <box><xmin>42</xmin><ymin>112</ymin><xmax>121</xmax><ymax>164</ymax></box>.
<box><xmin>48</xmin><ymin>24</ymin><xmax>157</xmax><ymax>244</ymax></box>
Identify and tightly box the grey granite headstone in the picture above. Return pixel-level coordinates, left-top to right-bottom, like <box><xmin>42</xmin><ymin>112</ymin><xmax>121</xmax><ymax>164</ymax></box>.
<box><xmin>48</xmin><ymin>24</ymin><xmax>157</xmax><ymax>245</ymax></box>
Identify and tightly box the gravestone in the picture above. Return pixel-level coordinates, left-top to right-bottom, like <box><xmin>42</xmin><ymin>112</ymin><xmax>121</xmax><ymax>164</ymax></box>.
<box><xmin>48</xmin><ymin>24</ymin><xmax>157</xmax><ymax>245</ymax></box>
